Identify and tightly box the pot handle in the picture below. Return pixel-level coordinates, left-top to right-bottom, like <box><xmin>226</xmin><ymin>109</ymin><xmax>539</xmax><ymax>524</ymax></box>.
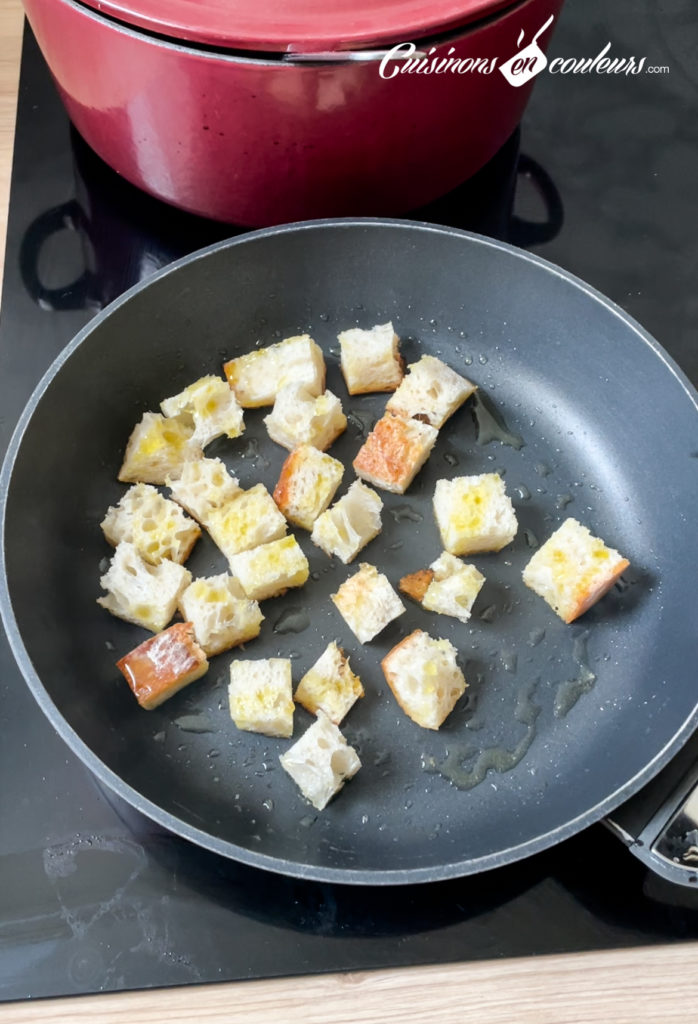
<box><xmin>281</xmin><ymin>48</ymin><xmax>426</xmax><ymax>63</ymax></box>
<box><xmin>605</xmin><ymin>730</ymin><xmax>698</xmax><ymax>887</ymax></box>
<box><xmin>509</xmin><ymin>154</ymin><xmax>565</xmax><ymax>248</ymax></box>
<box><xmin>19</xmin><ymin>199</ymin><xmax>97</xmax><ymax>312</ymax></box>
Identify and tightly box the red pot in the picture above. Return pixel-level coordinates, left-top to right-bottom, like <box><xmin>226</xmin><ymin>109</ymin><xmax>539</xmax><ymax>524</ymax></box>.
<box><xmin>23</xmin><ymin>0</ymin><xmax>563</xmax><ymax>225</ymax></box>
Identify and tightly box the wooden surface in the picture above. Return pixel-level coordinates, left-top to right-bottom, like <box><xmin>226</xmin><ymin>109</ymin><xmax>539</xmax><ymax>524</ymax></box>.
<box><xmin>0</xmin><ymin>0</ymin><xmax>697</xmax><ymax>1019</ymax></box>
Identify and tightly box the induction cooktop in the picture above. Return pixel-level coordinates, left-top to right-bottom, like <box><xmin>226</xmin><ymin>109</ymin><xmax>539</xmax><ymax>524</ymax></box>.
<box><xmin>1</xmin><ymin>0</ymin><xmax>698</xmax><ymax>1003</ymax></box>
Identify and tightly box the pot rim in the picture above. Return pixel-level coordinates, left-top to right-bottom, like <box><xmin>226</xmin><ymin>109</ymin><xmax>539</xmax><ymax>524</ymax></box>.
<box><xmin>42</xmin><ymin>0</ymin><xmax>537</xmax><ymax>64</ymax></box>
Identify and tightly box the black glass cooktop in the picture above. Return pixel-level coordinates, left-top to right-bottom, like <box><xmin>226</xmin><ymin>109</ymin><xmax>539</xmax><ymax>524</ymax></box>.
<box><xmin>1</xmin><ymin>1</ymin><xmax>698</xmax><ymax>1003</ymax></box>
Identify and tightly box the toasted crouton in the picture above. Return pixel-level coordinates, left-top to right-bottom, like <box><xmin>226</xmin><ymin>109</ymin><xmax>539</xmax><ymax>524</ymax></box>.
<box><xmin>264</xmin><ymin>384</ymin><xmax>346</xmax><ymax>452</ymax></box>
<box><xmin>523</xmin><ymin>517</ymin><xmax>630</xmax><ymax>623</ymax></box>
<box><xmin>279</xmin><ymin>711</ymin><xmax>361</xmax><ymax>810</ymax></box>
<box><xmin>433</xmin><ymin>473</ymin><xmax>518</xmax><ymax>555</ymax></box>
<box><xmin>179</xmin><ymin>574</ymin><xmax>264</xmax><ymax>656</ymax></box>
<box><xmin>166</xmin><ymin>457</ymin><xmax>241</xmax><ymax>524</ymax></box>
<box><xmin>399</xmin><ymin>568</ymin><xmax>435</xmax><ymax>604</ymax></box>
<box><xmin>386</xmin><ymin>354</ymin><xmax>476</xmax><ymax>428</ymax></box>
<box><xmin>118</xmin><ymin>412</ymin><xmax>202</xmax><ymax>485</ymax></box>
<box><xmin>381</xmin><ymin>629</ymin><xmax>466</xmax><ymax>730</ymax></box>
<box><xmin>338</xmin><ymin>322</ymin><xmax>404</xmax><ymax>394</ymax></box>
<box><xmin>273</xmin><ymin>445</ymin><xmax>344</xmax><ymax>531</ymax></box>
<box><xmin>97</xmin><ymin>541</ymin><xmax>191</xmax><ymax>633</ymax></box>
<box><xmin>228</xmin><ymin>658</ymin><xmax>294</xmax><ymax>738</ymax></box>
<box><xmin>223</xmin><ymin>335</ymin><xmax>325</xmax><ymax>407</ymax></box>
<box><xmin>116</xmin><ymin>622</ymin><xmax>208</xmax><ymax>710</ymax></box>
<box><xmin>331</xmin><ymin>563</ymin><xmax>405</xmax><ymax>644</ymax></box>
<box><xmin>352</xmin><ymin>412</ymin><xmax>438</xmax><ymax>494</ymax></box>
<box><xmin>161</xmin><ymin>375</ymin><xmax>244</xmax><ymax>447</ymax></box>
<box><xmin>311</xmin><ymin>480</ymin><xmax>383</xmax><ymax>564</ymax></box>
<box><xmin>205</xmin><ymin>484</ymin><xmax>287</xmax><ymax>563</ymax></box>
<box><xmin>101</xmin><ymin>483</ymin><xmax>200</xmax><ymax>565</ymax></box>
<box><xmin>294</xmin><ymin>642</ymin><xmax>364</xmax><ymax>724</ymax></box>
<box><xmin>230</xmin><ymin>535</ymin><xmax>309</xmax><ymax>601</ymax></box>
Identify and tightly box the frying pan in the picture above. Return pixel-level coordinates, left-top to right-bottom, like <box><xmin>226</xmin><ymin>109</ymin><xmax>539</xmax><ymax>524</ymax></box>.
<box><xmin>1</xmin><ymin>219</ymin><xmax>697</xmax><ymax>885</ymax></box>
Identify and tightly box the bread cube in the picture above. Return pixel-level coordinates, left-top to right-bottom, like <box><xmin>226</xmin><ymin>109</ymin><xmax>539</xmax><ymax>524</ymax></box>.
<box><xmin>523</xmin><ymin>517</ymin><xmax>630</xmax><ymax>623</ymax></box>
<box><xmin>400</xmin><ymin>552</ymin><xmax>485</xmax><ymax>624</ymax></box>
<box><xmin>205</xmin><ymin>484</ymin><xmax>287</xmax><ymax>563</ymax></box>
<box><xmin>264</xmin><ymin>384</ymin><xmax>346</xmax><ymax>452</ymax></box>
<box><xmin>166</xmin><ymin>457</ymin><xmax>241</xmax><ymax>524</ymax></box>
<box><xmin>352</xmin><ymin>412</ymin><xmax>438</xmax><ymax>494</ymax></box>
<box><xmin>101</xmin><ymin>483</ymin><xmax>200</xmax><ymax>566</ymax></box>
<box><xmin>433</xmin><ymin>473</ymin><xmax>518</xmax><ymax>555</ymax></box>
<box><xmin>273</xmin><ymin>445</ymin><xmax>344</xmax><ymax>531</ymax></box>
<box><xmin>161</xmin><ymin>375</ymin><xmax>244</xmax><ymax>447</ymax></box>
<box><xmin>118</xmin><ymin>412</ymin><xmax>202</xmax><ymax>485</ymax></box>
<box><xmin>338</xmin><ymin>321</ymin><xmax>404</xmax><ymax>395</ymax></box>
<box><xmin>179</xmin><ymin>574</ymin><xmax>263</xmax><ymax>656</ymax></box>
<box><xmin>279</xmin><ymin>711</ymin><xmax>361</xmax><ymax>810</ymax></box>
<box><xmin>381</xmin><ymin>629</ymin><xmax>466</xmax><ymax>730</ymax></box>
<box><xmin>311</xmin><ymin>480</ymin><xmax>383</xmax><ymax>564</ymax></box>
<box><xmin>97</xmin><ymin>541</ymin><xmax>191</xmax><ymax>633</ymax></box>
<box><xmin>230</xmin><ymin>535</ymin><xmax>309</xmax><ymax>601</ymax></box>
<box><xmin>386</xmin><ymin>354</ymin><xmax>476</xmax><ymax>428</ymax></box>
<box><xmin>294</xmin><ymin>642</ymin><xmax>364</xmax><ymax>724</ymax></box>
<box><xmin>116</xmin><ymin>622</ymin><xmax>208</xmax><ymax>710</ymax></box>
<box><xmin>223</xmin><ymin>334</ymin><xmax>325</xmax><ymax>408</ymax></box>
<box><xmin>228</xmin><ymin>658</ymin><xmax>294</xmax><ymax>738</ymax></box>
<box><xmin>331</xmin><ymin>563</ymin><xmax>405</xmax><ymax>644</ymax></box>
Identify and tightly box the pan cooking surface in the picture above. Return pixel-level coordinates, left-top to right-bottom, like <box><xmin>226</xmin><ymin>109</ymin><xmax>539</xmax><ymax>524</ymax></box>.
<box><xmin>2</xmin><ymin>220</ymin><xmax>697</xmax><ymax>883</ymax></box>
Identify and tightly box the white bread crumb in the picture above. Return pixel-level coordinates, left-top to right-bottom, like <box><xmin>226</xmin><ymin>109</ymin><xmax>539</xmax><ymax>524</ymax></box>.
<box><xmin>230</xmin><ymin>535</ymin><xmax>310</xmax><ymax>601</ymax></box>
<box><xmin>294</xmin><ymin>642</ymin><xmax>364</xmax><ymax>724</ymax></box>
<box><xmin>118</xmin><ymin>412</ymin><xmax>203</xmax><ymax>485</ymax></box>
<box><xmin>433</xmin><ymin>473</ymin><xmax>518</xmax><ymax>555</ymax></box>
<box><xmin>331</xmin><ymin>563</ymin><xmax>405</xmax><ymax>644</ymax></box>
<box><xmin>338</xmin><ymin>322</ymin><xmax>403</xmax><ymax>394</ymax></box>
<box><xmin>101</xmin><ymin>483</ymin><xmax>200</xmax><ymax>565</ymax></box>
<box><xmin>161</xmin><ymin>375</ymin><xmax>244</xmax><ymax>447</ymax></box>
<box><xmin>382</xmin><ymin>629</ymin><xmax>466</xmax><ymax>730</ymax></box>
<box><xmin>228</xmin><ymin>658</ymin><xmax>294</xmax><ymax>738</ymax></box>
<box><xmin>166</xmin><ymin>457</ymin><xmax>241</xmax><ymax>524</ymax></box>
<box><xmin>264</xmin><ymin>384</ymin><xmax>346</xmax><ymax>452</ymax></box>
<box><xmin>386</xmin><ymin>354</ymin><xmax>476</xmax><ymax>428</ymax></box>
<box><xmin>97</xmin><ymin>540</ymin><xmax>191</xmax><ymax>633</ymax></box>
<box><xmin>273</xmin><ymin>444</ymin><xmax>344</xmax><ymax>531</ymax></box>
<box><xmin>523</xmin><ymin>517</ymin><xmax>630</xmax><ymax>623</ymax></box>
<box><xmin>310</xmin><ymin>480</ymin><xmax>383</xmax><ymax>564</ymax></box>
<box><xmin>179</xmin><ymin>574</ymin><xmax>264</xmax><ymax>656</ymax></box>
<box><xmin>223</xmin><ymin>335</ymin><xmax>325</xmax><ymax>407</ymax></box>
<box><xmin>279</xmin><ymin>711</ymin><xmax>361</xmax><ymax>810</ymax></box>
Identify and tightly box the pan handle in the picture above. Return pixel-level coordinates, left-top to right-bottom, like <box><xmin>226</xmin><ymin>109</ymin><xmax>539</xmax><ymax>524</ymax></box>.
<box><xmin>19</xmin><ymin>199</ymin><xmax>97</xmax><ymax>312</ymax></box>
<box><xmin>508</xmin><ymin>154</ymin><xmax>564</xmax><ymax>248</ymax></box>
<box><xmin>605</xmin><ymin>732</ymin><xmax>698</xmax><ymax>887</ymax></box>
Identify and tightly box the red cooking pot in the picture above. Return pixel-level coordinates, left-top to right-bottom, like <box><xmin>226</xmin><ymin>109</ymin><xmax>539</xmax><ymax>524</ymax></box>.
<box><xmin>23</xmin><ymin>0</ymin><xmax>563</xmax><ymax>225</ymax></box>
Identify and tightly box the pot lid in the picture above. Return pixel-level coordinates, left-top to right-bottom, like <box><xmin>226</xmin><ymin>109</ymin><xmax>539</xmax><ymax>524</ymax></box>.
<box><xmin>78</xmin><ymin>0</ymin><xmax>517</xmax><ymax>52</ymax></box>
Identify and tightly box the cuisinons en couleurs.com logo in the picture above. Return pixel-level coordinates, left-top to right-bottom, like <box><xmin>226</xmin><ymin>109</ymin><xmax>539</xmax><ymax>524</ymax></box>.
<box><xmin>378</xmin><ymin>16</ymin><xmax>669</xmax><ymax>82</ymax></box>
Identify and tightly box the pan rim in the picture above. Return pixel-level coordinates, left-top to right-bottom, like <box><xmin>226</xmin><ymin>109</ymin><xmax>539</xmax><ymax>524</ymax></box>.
<box><xmin>2</xmin><ymin>216</ymin><xmax>697</xmax><ymax>885</ymax></box>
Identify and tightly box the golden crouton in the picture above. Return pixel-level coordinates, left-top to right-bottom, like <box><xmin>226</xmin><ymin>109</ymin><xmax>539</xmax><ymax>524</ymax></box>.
<box><xmin>294</xmin><ymin>642</ymin><xmax>364</xmax><ymax>724</ymax></box>
<box><xmin>381</xmin><ymin>629</ymin><xmax>466</xmax><ymax>730</ymax></box>
<box><xmin>273</xmin><ymin>445</ymin><xmax>344</xmax><ymax>531</ymax></box>
<box><xmin>116</xmin><ymin>622</ymin><xmax>208</xmax><ymax>710</ymax></box>
<box><xmin>353</xmin><ymin>412</ymin><xmax>438</xmax><ymax>494</ymax></box>
<box><xmin>523</xmin><ymin>517</ymin><xmax>630</xmax><ymax>623</ymax></box>
<box><xmin>118</xmin><ymin>412</ymin><xmax>202</xmax><ymax>485</ymax></box>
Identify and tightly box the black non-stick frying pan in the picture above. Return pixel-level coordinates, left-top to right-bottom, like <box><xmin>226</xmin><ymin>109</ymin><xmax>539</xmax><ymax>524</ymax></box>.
<box><xmin>1</xmin><ymin>219</ymin><xmax>697</xmax><ymax>885</ymax></box>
